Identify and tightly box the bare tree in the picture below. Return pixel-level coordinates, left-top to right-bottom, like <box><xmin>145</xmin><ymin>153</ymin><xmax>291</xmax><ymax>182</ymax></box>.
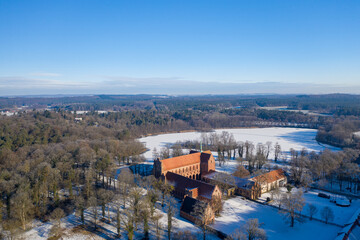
<box><xmin>233</xmin><ymin>165</ymin><xmax>250</xmax><ymax>178</ymax></box>
<box><xmin>2</xmin><ymin>219</ymin><xmax>20</xmax><ymax>240</ymax></box>
<box><xmin>237</xmin><ymin>141</ymin><xmax>245</xmax><ymax>158</ymax></box>
<box><xmin>139</xmin><ymin>199</ymin><xmax>151</xmax><ymax>239</ymax></box>
<box><xmin>290</xmin><ymin>148</ymin><xmax>309</xmax><ymax>186</ymax></box>
<box><xmin>272</xmin><ymin>188</ymin><xmax>284</xmax><ymax>209</ymax></box>
<box><xmin>160</xmin><ymin>146</ymin><xmax>171</xmax><ymax>160</ymax></box>
<box><xmin>255</xmin><ymin>143</ymin><xmax>267</xmax><ymax>170</ymax></box>
<box><xmin>274</xmin><ymin>142</ymin><xmax>281</xmax><ymax>162</ymax></box>
<box><xmin>301</xmin><ymin>172</ymin><xmax>313</xmax><ymax>192</ymax></box>
<box><xmin>245</xmin><ymin>141</ymin><xmax>255</xmax><ymax>172</ymax></box>
<box><xmin>226</xmin><ymin>218</ymin><xmax>267</xmax><ymax>240</ymax></box>
<box><xmin>242</xmin><ymin>218</ymin><xmax>267</xmax><ymax>240</ymax></box>
<box><xmin>173</xmin><ymin>230</ymin><xmax>198</xmax><ymax>240</ymax></box>
<box><xmin>265</xmin><ymin>141</ymin><xmax>272</xmax><ymax>160</ymax></box>
<box><xmin>166</xmin><ymin>196</ymin><xmax>177</xmax><ymax>240</ymax></box>
<box><xmin>191</xmin><ymin>200</ymin><xmax>213</xmax><ymax>240</ymax></box>
<box><xmin>281</xmin><ymin>190</ymin><xmax>305</xmax><ymax>227</ymax></box>
<box><xmin>151</xmin><ymin>212</ymin><xmax>163</xmax><ymax>240</ymax></box>
<box><xmin>122</xmin><ymin>208</ymin><xmax>135</xmax><ymax>240</ymax></box>
<box><xmin>225</xmin><ymin>229</ymin><xmax>246</xmax><ymax>240</ymax></box>
<box><xmin>152</xmin><ymin>147</ymin><xmax>159</xmax><ymax>160</ymax></box>
<box><xmin>115</xmin><ymin>204</ymin><xmax>122</xmax><ymax>238</ymax></box>
<box><xmin>129</xmin><ymin>187</ymin><xmax>144</xmax><ymax>230</ymax></box>
<box><xmin>171</xmin><ymin>142</ymin><xmax>184</xmax><ymax>157</ymax></box>
<box><xmin>307</xmin><ymin>204</ymin><xmax>318</xmax><ymax>221</ymax></box>
<box><xmin>88</xmin><ymin>195</ymin><xmax>98</xmax><ymax>229</ymax></box>
<box><xmin>118</xmin><ymin>169</ymin><xmax>134</xmax><ymax>207</ymax></box>
<box><xmin>321</xmin><ymin>206</ymin><xmax>334</xmax><ymax>224</ymax></box>
<box><xmin>97</xmin><ymin>189</ymin><xmax>108</xmax><ymax>220</ymax></box>
<box><xmin>146</xmin><ymin>188</ymin><xmax>160</xmax><ymax>217</ymax></box>
<box><xmin>50</xmin><ymin>208</ymin><xmax>65</xmax><ymax>238</ymax></box>
<box><xmin>155</xmin><ymin>179</ymin><xmax>174</xmax><ymax>207</ymax></box>
<box><xmin>11</xmin><ymin>189</ymin><xmax>33</xmax><ymax>230</ymax></box>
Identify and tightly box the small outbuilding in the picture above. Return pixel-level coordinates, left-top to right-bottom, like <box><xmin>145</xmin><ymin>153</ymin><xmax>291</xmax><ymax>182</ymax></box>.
<box><xmin>251</xmin><ymin>169</ymin><xmax>287</xmax><ymax>194</ymax></box>
<box><xmin>202</xmin><ymin>171</ymin><xmax>261</xmax><ymax>200</ymax></box>
<box><xmin>180</xmin><ymin>196</ymin><xmax>215</xmax><ymax>225</ymax></box>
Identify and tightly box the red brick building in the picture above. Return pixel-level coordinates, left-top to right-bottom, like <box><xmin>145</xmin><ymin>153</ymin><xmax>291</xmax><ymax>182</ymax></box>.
<box><xmin>153</xmin><ymin>150</ymin><xmax>221</xmax><ymax>224</ymax></box>
<box><xmin>165</xmin><ymin>172</ymin><xmax>222</xmax><ymax>202</ymax></box>
<box><xmin>180</xmin><ymin>196</ymin><xmax>215</xmax><ymax>225</ymax></box>
<box><xmin>202</xmin><ymin>171</ymin><xmax>261</xmax><ymax>200</ymax></box>
<box><xmin>153</xmin><ymin>150</ymin><xmax>216</xmax><ymax>179</ymax></box>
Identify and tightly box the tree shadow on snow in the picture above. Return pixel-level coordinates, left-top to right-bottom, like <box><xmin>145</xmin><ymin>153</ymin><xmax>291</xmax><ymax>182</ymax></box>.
<box><xmin>278</xmin><ymin>130</ymin><xmax>325</xmax><ymax>151</ymax></box>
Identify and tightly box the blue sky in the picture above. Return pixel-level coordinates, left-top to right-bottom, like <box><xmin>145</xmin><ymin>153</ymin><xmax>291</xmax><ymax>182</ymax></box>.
<box><xmin>0</xmin><ymin>0</ymin><xmax>359</xmax><ymax>95</ymax></box>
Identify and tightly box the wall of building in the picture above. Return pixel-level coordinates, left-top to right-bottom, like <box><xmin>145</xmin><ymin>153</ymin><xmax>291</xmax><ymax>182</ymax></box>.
<box><xmin>165</xmin><ymin>163</ymin><xmax>201</xmax><ymax>180</ymax></box>
<box><xmin>259</xmin><ymin>177</ymin><xmax>287</xmax><ymax>193</ymax></box>
<box><xmin>180</xmin><ymin>207</ymin><xmax>215</xmax><ymax>225</ymax></box>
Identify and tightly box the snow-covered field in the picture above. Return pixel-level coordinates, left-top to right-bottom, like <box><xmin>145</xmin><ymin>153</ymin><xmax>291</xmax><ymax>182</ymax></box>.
<box><xmin>259</xmin><ymin>188</ymin><xmax>360</xmax><ymax>226</ymax></box>
<box><xmin>139</xmin><ymin>127</ymin><xmax>340</xmax><ymax>173</ymax></box>
<box><xmin>212</xmin><ymin>196</ymin><xmax>341</xmax><ymax>240</ymax></box>
<box><xmin>140</xmin><ymin>128</ymin><xmax>339</xmax><ymax>160</ymax></box>
<box><xmin>23</xmin><ymin>195</ymin><xmax>219</xmax><ymax>240</ymax></box>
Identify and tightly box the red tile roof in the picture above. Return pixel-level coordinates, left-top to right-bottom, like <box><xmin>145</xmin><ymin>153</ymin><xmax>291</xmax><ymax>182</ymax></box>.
<box><xmin>165</xmin><ymin>172</ymin><xmax>216</xmax><ymax>200</ymax></box>
<box><xmin>252</xmin><ymin>169</ymin><xmax>286</xmax><ymax>184</ymax></box>
<box><xmin>160</xmin><ymin>151</ymin><xmax>213</xmax><ymax>171</ymax></box>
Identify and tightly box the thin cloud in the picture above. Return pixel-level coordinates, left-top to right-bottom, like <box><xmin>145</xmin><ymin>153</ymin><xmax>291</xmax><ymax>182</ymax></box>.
<box><xmin>29</xmin><ymin>72</ymin><xmax>62</xmax><ymax>77</ymax></box>
<box><xmin>1</xmin><ymin>75</ymin><xmax>360</xmax><ymax>96</ymax></box>
<box><xmin>0</xmin><ymin>76</ymin><xmax>90</xmax><ymax>89</ymax></box>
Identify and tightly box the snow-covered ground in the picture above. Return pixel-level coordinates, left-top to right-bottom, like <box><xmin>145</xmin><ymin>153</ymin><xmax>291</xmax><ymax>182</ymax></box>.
<box><xmin>140</xmin><ymin>128</ymin><xmax>339</xmax><ymax>160</ymax></box>
<box><xmin>212</xmin><ymin>196</ymin><xmax>342</xmax><ymax>240</ymax></box>
<box><xmin>259</xmin><ymin>188</ymin><xmax>360</xmax><ymax>226</ymax></box>
<box><xmin>354</xmin><ymin>131</ymin><xmax>360</xmax><ymax>137</ymax></box>
<box><xmin>139</xmin><ymin>127</ymin><xmax>340</xmax><ymax>173</ymax></box>
<box><xmin>22</xmin><ymin>192</ymin><xmax>220</xmax><ymax>240</ymax></box>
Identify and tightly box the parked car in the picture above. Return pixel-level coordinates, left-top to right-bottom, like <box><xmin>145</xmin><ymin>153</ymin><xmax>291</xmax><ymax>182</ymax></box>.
<box><xmin>336</xmin><ymin>197</ymin><xmax>351</xmax><ymax>207</ymax></box>
<box><xmin>318</xmin><ymin>192</ymin><xmax>330</xmax><ymax>199</ymax></box>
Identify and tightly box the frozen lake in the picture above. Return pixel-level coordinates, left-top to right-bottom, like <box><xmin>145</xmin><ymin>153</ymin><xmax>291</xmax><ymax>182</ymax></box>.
<box><xmin>139</xmin><ymin>127</ymin><xmax>340</xmax><ymax>167</ymax></box>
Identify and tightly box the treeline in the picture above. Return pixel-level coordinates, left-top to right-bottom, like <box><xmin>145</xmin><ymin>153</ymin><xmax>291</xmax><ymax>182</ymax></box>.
<box><xmin>4</xmin><ymin>94</ymin><xmax>360</xmax><ymax>115</ymax></box>
<box><xmin>3</xmin><ymin>94</ymin><xmax>360</xmax><ymax>148</ymax></box>
<box><xmin>316</xmin><ymin>117</ymin><xmax>360</xmax><ymax>148</ymax></box>
<box><xmin>0</xmin><ymin>110</ymin><xmax>137</xmax><ymax>151</ymax></box>
<box><xmin>288</xmin><ymin>148</ymin><xmax>360</xmax><ymax>194</ymax></box>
